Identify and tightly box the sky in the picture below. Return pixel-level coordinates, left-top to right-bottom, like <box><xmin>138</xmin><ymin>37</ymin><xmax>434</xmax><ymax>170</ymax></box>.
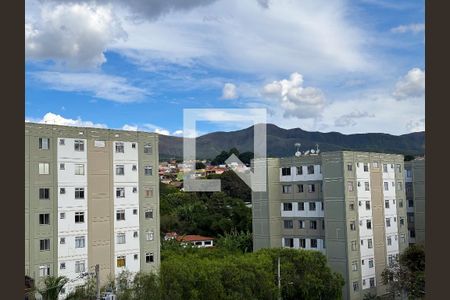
<box><xmin>25</xmin><ymin>0</ymin><xmax>425</xmax><ymax>137</ymax></box>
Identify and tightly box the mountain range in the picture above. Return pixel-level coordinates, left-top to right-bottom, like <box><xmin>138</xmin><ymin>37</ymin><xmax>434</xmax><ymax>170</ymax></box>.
<box><xmin>159</xmin><ymin>124</ymin><xmax>425</xmax><ymax>160</ymax></box>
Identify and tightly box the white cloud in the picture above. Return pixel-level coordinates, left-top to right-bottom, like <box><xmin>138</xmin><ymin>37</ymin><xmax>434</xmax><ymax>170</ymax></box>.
<box><xmin>334</xmin><ymin>111</ymin><xmax>375</xmax><ymax>127</ymax></box>
<box><xmin>122</xmin><ymin>124</ymin><xmax>138</xmax><ymax>131</ymax></box>
<box><xmin>173</xmin><ymin>130</ymin><xmax>184</xmax><ymax>136</ymax></box>
<box><xmin>26</xmin><ymin>112</ymin><xmax>108</xmax><ymax>128</ymax></box>
<box><xmin>26</xmin><ymin>2</ymin><xmax>126</xmax><ymax>68</ymax></box>
<box><xmin>30</xmin><ymin>71</ymin><xmax>147</xmax><ymax>103</ymax></box>
<box><xmin>391</xmin><ymin>23</ymin><xmax>424</xmax><ymax>34</ymax></box>
<box><xmin>393</xmin><ymin>68</ymin><xmax>425</xmax><ymax>100</ymax></box>
<box><xmin>262</xmin><ymin>72</ymin><xmax>325</xmax><ymax>119</ymax></box>
<box><xmin>406</xmin><ymin>118</ymin><xmax>425</xmax><ymax>132</ymax></box>
<box><xmin>221</xmin><ymin>83</ymin><xmax>238</xmax><ymax>99</ymax></box>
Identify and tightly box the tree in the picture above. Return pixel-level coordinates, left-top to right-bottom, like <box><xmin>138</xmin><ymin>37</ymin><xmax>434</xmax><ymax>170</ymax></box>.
<box><xmin>216</xmin><ymin>230</ymin><xmax>253</xmax><ymax>253</ymax></box>
<box><xmin>195</xmin><ymin>161</ymin><xmax>206</xmax><ymax>169</ymax></box>
<box><xmin>38</xmin><ymin>276</ymin><xmax>69</xmax><ymax>300</ymax></box>
<box><xmin>207</xmin><ymin>171</ymin><xmax>251</xmax><ymax>202</ymax></box>
<box><xmin>381</xmin><ymin>244</ymin><xmax>425</xmax><ymax>299</ymax></box>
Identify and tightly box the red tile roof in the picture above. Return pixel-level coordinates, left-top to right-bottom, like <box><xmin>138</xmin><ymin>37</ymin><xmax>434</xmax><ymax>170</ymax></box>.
<box><xmin>176</xmin><ymin>235</ymin><xmax>215</xmax><ymax>242</ymax></box>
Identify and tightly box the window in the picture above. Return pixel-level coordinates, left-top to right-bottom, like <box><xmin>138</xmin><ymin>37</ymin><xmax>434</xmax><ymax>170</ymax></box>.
<box><xmin>284</xmin><ymin>220</ymin><xmax>293</xmax><ymax>229</ymax></box>
<box><xmin>400</xmin><ymin>217</ymin><xmax>405</xmax><ymax>226</ymax></box>
<box><xmin>75</xmin><ymin>188</ymin><xmax>85</xmax><ymax>199</ymax></box>
<box><xmin>406</xmin><ymin>169</ymin><xmax>412</xmax><ymax>177</ymax></box>
<box><xmin>352</xmin><ymin>261</ymin><xmax>358</xmax><ymax>271</ymax></box>
<box><xmin>385</xmin><ymin>200</ymin><xmax>390</xmax><ymax>209</ymax></box>
<box><xmin>307</xmin><ymin>165</ymin><xmax>315</xmax><ymax>174</ymax></box>
<box><xmin>60</xmin><ymin>212</ymin><xmax>65</xmax><ymax>219</ymax></box>
<box><xmin>39</xmin><ymin>163</ymin><xmax>50</xmax><ymax>175</ymax></box>
<box><xmin>115</xmin><ymin>142</ymin><xmax>124</xmax><ymax>153</ymax></box>
<box><xmin>39</xmin><ymin>188</ymin><xmax>50</xmax><ymax>200</ymax></box>
<box><xmin>75</xmin><ymin>164</ymin><xmax>85</xmax><ymax>175</ymax></box>
<box><xmin>387</xmin><ymin>236</ymin><xmax>392</xmax><ymax>246</ymax></box>
<box><xmin>144</xmin><ymin>166</ymin><xmax>153</xmax><ymax>176</ymax></box>
<box><xmin>353</xmin><ymin>282</ymin><xmax>359</xmax><ymax>292</ymax></box>
<box><xmin>321</xmin><ymin>202</ymin><xmax>324</xmax><ymax>211</ymax></box>
<box><xmin>117</xmin><ymin>256</ymin><xmax>126</xmax><ymax>268</ymax></box>
<box><xmin>146</xmin><ymin>231</ymin><xmax>154</xmax><ymax>241</ymax></box>
<box><xmin>116</xmin><ymin>187</ymin><xmax>125</xmax><ymax>198</ymax></box>
<box><xmin>347</xmin><ymin>181</ymin><xmax>354</xmax><ymax>192</ymax></box>
<box><xmin>132</xmin><ymin>165</ymin><xmax>137</xmax><ymax>171</ymax></box>
<box><xmin>39</xmin><ymin>138</ymin><xmax>50</xmax><ymax>150</ymax></box>
<box><xmin>133</xmin><ymin>231</ymin><xmax>139</xmax><ymax>238</ymax></box>
<box><xmin>363</xmin><ymin>163</ymin><xmax>369</xmax><ymax>172</ymax></box>
<box><xmin>368</xmin><ymin>238</ymin><xmax>373</xmax><ymax>249</ymax></box>
<box><xmin>386</xmin><ymin>218</ymin><xmax>391</xmax><ymax>227</ymax></box>
<box><xmin>145</xmin><ymin>253</ymin><xmax>154</xmax><ymax>263</ymax></box>
<box><xmin>310</xmin><ymin>220</ymin><xmax>317</xmax><ymax>229</ymax></box>
<box><xmin>370</xmin><ymin>277</ymin><xmax>375</xmax><ymax>288</ymax></box>
<box><xmin>40</xmin><ymin>239</ymin><xmax>50</xmax><ymax>251</ymax></box>
<box><xmin>298</xmin><ymin>220</ymin><xmax>305</xmax><ymax>229</ymax></box>
<box><xmin>144</xmin><ymin>143</ymin><xmax>153</xmax><ymax>154</ymax></box>
<box><xmin>351</xmin><ymin>241</ymin><xmax>357</xmax><ymax>251</ymax></box>
<box><xmin>116</xmin><ymin>165</ymin><xmax>125</xmax><ymax>175</ymax></box>
<box><xmin>60</xmin><ymin>262</ymin><xmax>66</xmax><ymax>270</ymax></box>
<box><xmin>408</xmin><ymin>200</ymin><xmax>414</xmax><ymax>207</ymax></box>
<box><xmin>350</xmin><ymin>221</ymin><xmax>356</xmax><ymax>231</ymax></box>
<box><xmin>75</xmin><ymin>236</ymin><xmax>85</xmax><ymax>248</ymax></box>
<box><xmin>145</xmin><ymin>188</ymin><xmax>154</xmax><ymax>198</ymax></box>
<box><xmin>74</xmin><ymin>261</ymin><xmax>85</xmax><ymax>275</ymax></box>
<box><xmin>361</xmin><ymin>240</ymin><xmax>364</xmax><ymax>246</ymax></box>
<box><xmin>401</xmin><ymin>233</ymin><xmax>406</xmax><ymax>243</ymax></box>
<box><xmin>39</xmin><ymin>213</ymin><xmax>50</xmax><ymax>225</ymax></box>
<box><xmin>384</xmin><ymin>182</ymin><xmax>389</xmax><ymax>191</ymax></box>
<box><xmin>282</xmin><ymin>185</ymin><xmax>292</xmax><ymax>194</ymax></box>
<box><xmin>281</xmin><ymin>167</ymin><xmax>291</xmax><ymax>176</ymax></box>
<box><xmin>60</xmin><ymin>188</ymin><xmax>65</xmax><ymax>194</ymax></box>
<box><xmin>59</xmin><ymin>163</ymin><xmax>65</xmax><ymax>170</ymax></box>
<box><xmin>75</xmin><ymin>212</ymin><xmax>85</xmax><ymax>223</ymax></box>
<box><xmin>133</xmin><ymin>187</ymin><xmax>138</xmax><ymax>193</ymax></box>
<box><xmin>134</xmin><ymin>254</ymin><xmax>138</xmax><ymax>260</ymax></box>
<box><xmin>117</xmin><ymin>233</ymin><xmax>126</xmax><ymax>244</ymax></box>
<box><xmin>145</xmin><ymin>209</ymin><xmax>154</xmax><ymax>219</ymax></box>
<box><xmin>296</xmin><ymin>166</ymin><xmax>303</xmax><ymax>175</ymax></box>
<box><xmin>397</xmin><ymin>164</ymin><xmax>402</xmax><ymax>173</ymax></box>
<box><xmin>365</xmin><ymin>201</ymin><xmax>371</xmax><ymax>210</ymax></box>
<box><xmin>361</xmin><ymin>259</ymin><xmax>365</xmax><ymax>265</ymax></box>
<box><xmin>399</xmin><ymin>200</ymin><xmax>404</xmax><ymax>208</ymax></box>
<box><xmin>297</xmin><ymin>184</ymin><xmax>304</xmax><ymax>193</ymax></box>
<box><xmin>74</xmin><ymin>140</ymin><xmax>85</xmax><ymax>151</ymax></box>
<box><xmin>309</xmin><ymin>202</ymin><xmax>316</xmax><ymax>211</ymax></box>
<box><xmin>410</xmin><ymin>230</ymin><xmax>416</xmax><ymax>238</ymax></box>
<box><xmin>366</xmin><ymin>219</ymin><xmax>372</xmax><ymax>229</ymax></box>
<box><xmin>132</xmin><ymin>143</ymin><xmax>136</xmax><ymax>149</ymax></box>
<box><xmin>310</xmin><ymin>239</ymin><xmax>318</xmax><ymax>248</ymax></box>
<box><xmin>357</xmin><ymin>181</ymin><xmax>361</xmax><ymax>187</ymax></box>
<box><xmin>298</xmin><ymin>202</ymin><xmax>304</xmax><ymax>211</ymax></box>
<box><xmin>39</xmin><ymin>265</ymin><xmax>50</xmax><ymax>277</ymax></box>
<box><xmin>397</xmin><ymin>182</ymin><xmax>403</xmax><ymax>191</ymax></box>
<box><xmin>347</xmin><ymin>164</ymin><xmax>353</xmax><ymax>171</ymax></box>
<box><xmin>133</xmin><ymin>209</ymin><xmax>138</xmax><ymax>215</ymax></box>
<box><xmin>359</xmin><ymin>201</ymin><xmax>362</xmax><ymax>207</ymax></box>
<box><xmin>383</xmin><ymin>164</ymin><xmax>388</xmax><ymax>172</ymax></box>
<box><xmin>116</xmin><ymin>210</ymin><xmax>125</xmax><ymax>221</ymax></box>
<box><xmin>299</xmin><ymin>238</ymin><xmax>306</xmax><ymax>248</ymax></box>
<box><xmin>59</xmin><ymin>139</ymin><xmax>65</xmax><ymax>145</ymax></box>
<box><xmin>283</xmin><ymin>203</ymin><xmax>293</xmax><ymax>211</ymax></box>
<box><xmin>349</xmin><ymin>202</ymin><xmax>355</xmax><ymax>211</ymax></box>
<box><xmin>365</xmin><ymin>182</ymin><xmax>370</xmax><ymax>191</ymax></box>
<box><xmin>284</xmin><ymin>238</ymin><xmax>294</xmax><ymax>247</ymax></box>
<box><xmin>308</xmin><ymin>184</ymin><xmax>315</xmax><ymax>193</ymax></box>
<box><xmin>60</xmin><ymin>237</ymin><xmax>65</xmax><ymax>244</ymax></box>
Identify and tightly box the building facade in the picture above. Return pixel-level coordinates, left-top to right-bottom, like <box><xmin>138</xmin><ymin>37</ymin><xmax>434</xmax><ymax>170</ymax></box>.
<box><xmin>252</xmin><ymin>151</ymin><xmax>409</xmax><ymax>300</ymax></box>
<box><xmin>404</xmin><ymin>158</ymin><xmax>425</xmax><ymax>245</ymax></box>
<box><xmin>25</xmin><ymin>123</ymin><xmax>160</xmax><ymax>297</ymax></box>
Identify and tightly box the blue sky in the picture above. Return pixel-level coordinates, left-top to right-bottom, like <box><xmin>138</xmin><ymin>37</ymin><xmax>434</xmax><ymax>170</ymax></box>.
<box><xmin>25</xmin><ymin>0</ymin><xmax>425</xmax><ymax>136</ymax></box>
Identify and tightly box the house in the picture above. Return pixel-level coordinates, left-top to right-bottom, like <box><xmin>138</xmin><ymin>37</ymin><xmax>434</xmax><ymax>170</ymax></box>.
<box><xmin>164</xmin><ymin>232</ymin><xmax>215</xmax><ymax>248</ymax></box>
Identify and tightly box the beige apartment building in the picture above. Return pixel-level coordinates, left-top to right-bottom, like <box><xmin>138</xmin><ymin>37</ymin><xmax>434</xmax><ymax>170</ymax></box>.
<box><xmin>252</xmin><ymin>151</ymin><xmax>409</xmax><ymax>300</ymax></box>
<box><xmin>404</xmin><ymin>158</ymin><xmax>425</xmax><ymax>245</ymax></box>
<box><xmin>25</xmin><ymin>123</ymin><xmax>160</xmax><ymax>297</ymax></box>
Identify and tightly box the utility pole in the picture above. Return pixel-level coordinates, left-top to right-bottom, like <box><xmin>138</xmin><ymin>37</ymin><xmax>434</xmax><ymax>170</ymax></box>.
<box><xmin>95</xmin><ymin>264</ymin><xmax>100</xmax><ymax>300</ymax></box>
<box><xmin>277</xmin><ymin>256</ymin><xmax>282</xmax><ymax>300</ymax></box>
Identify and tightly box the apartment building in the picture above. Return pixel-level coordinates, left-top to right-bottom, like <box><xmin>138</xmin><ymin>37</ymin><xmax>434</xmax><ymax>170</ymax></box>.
<box><xmin>25</xmin><ymin>123</ymin><xmax>160</xmax><ymax>297</ymax></box>
<box><xmin>252</xmin><ymin>151</ymin><xmax>409</xmax><ymax>300</ymax></box>
<box><xmin>404</xmin><ymin>158</ymin><xmax>425</xmax><ymax>245</ymax></box>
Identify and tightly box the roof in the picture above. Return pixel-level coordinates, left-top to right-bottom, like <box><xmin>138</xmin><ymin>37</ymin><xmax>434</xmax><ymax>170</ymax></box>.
<box><xmin>176</xmin><ymin>235</ymin><xmax>215</xmax><ymax>242</ymax></box>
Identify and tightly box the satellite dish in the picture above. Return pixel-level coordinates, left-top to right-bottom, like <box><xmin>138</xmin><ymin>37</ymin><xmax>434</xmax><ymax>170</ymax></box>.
<box><xmin>304</xmin><ymin>150</ymin><xmax>310</xmax><ymax>155</ymax></box>
<box><xmin>311</xmin><ymin>149</ymin><xmax>315</xmax><ymax>154</ymax></box>
<box><xmin>294</xmin><ymin>142</ymin><xmax>302</xmax><ymax>157</ymax></box>
<box><xmin>295</xmin><ymin>151</ymin><xmax>301</xmax><ymax>157</ymax></box>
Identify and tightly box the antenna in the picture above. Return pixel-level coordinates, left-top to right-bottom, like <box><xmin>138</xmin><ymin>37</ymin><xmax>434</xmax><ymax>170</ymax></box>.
<box><xmin>315</xmin><ymin>143</ymin><xmax>320</xmax><ymax>154</ymax></box>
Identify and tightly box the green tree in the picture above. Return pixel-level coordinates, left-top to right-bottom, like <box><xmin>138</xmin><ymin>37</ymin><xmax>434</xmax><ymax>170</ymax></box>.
<box><xmin>38</xmin><ymin>276</ymin><xmax>69</xmax><ymax>300</ymax></box>
<box><xmin>216</xmin><ymin>230</ymin><xmax>253</xmax><ymax>253</ymax></box>
<box><xmin>207</xmin><ymin>171</ymin><xmax>251</xmax><ymax>202</ymax></box>
<box><xmin>381</xmin><ymin>244</ymin><xmax>425</xmax><ymax>299</ymax></box>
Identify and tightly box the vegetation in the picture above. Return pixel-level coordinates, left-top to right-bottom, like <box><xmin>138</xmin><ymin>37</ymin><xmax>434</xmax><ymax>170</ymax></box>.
<box><xmin>381</xmin><ymin>244</ymin><xmax>425</xmax><ymax>299</ymax></box>
<box><xmin>207</xmin><ymin>170</ymin><xmax>251</xmax><ymax>202</ymax></box>
<box><xmin>211</xmin><ymin>148</ymin><xmax>254</xmax><ymax>166</ymax></box>
<box><xmin>37</xmin><ymin>276</ymin><xmax>69</xmax><ymax>300</ymax></box>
